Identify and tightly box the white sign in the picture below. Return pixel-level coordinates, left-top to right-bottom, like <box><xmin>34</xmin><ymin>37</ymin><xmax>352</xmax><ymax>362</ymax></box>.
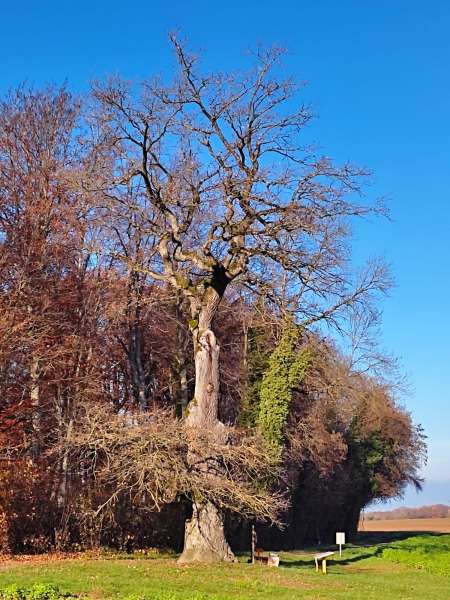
<box><xmin>336</xmin><ymin>532</ymin><xmax>345</xmax><ymax>545</ymax></box>
<box><xmin>336</xmin><ymin>532</ymin><xmax>345</xmax><ymax>557</ymax></box>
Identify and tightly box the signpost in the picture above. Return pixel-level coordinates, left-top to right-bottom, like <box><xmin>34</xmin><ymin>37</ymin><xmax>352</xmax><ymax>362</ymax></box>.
<box><xmin>336</xmin><ymin>532</ymin><xmax>345</xmax><ymax>557</ymax></box>
<box><xmin>251</xmin><ymin>524</ymin><xmax>257</xmax><ymax>564</ymax></box>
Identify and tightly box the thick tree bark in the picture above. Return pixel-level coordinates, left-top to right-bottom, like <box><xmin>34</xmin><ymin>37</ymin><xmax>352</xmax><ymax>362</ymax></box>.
<box><xmin>178</xmin><ymin>501</ymin><xmax>235</xmax><ymax>563</ymax></box>
<box><xmin>178</xmin><ymin>286</ymin><xmax>235</xmax><ymax>563</ymax></box>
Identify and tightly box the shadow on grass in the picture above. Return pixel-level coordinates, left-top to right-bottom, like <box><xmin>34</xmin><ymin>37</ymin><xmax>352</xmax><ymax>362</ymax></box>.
<box><xmin>354</xmin><ymin>530</ymin><xmax>448</xmax><ymax>545</ymax></box>
<box><xmin>281</xmin><ymin>550</ymin><xmax>379</xmax><ymax>569</ymax></box>
<box><xmin>279</xmin><ymin>531</ymin><xmax>450</xmax><ymax>569</ymax></box>
<box><xmin>236</xmin><ymin>531</ymin><xmax>450</xmax><ymax>573</ymax></box>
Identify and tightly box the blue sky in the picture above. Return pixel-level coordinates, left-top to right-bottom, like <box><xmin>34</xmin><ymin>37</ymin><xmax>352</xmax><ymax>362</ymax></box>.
<box><xmin>1</xmin><ymin>1</ymin><xmax>449</xmax><ymax>506</ymax></box>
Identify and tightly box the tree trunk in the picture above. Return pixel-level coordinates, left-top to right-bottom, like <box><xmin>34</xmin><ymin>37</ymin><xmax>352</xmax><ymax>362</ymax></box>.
<box><xmin>129</xmin><ymin>321</ymin><xmax>149</xmax><ymax>411</ymax></box>
<box><xmin>30</xmin><ymin>357</ymin><xmax>41</xmax><ymax>459</ymax></box>
<box><xmin>178</xmin><ymin>288</ymin><xmax>235</xmax><ymax>563</ymax></box>
<box><xmin>178</xmin><ymin>502</ymin><xmax>235</xmax><ymax>563</ymax></box>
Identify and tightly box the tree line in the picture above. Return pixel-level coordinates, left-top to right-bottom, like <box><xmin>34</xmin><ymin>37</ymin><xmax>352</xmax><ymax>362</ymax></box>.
<box><xmin>0</xmin><ymin>37</ymin><xmax>425</xmax><ymax>560</ymax></box>
<box><xmin>366</xmin><ymin>505</ymin><xmax>449</xmax><ymax>521</ymax></box>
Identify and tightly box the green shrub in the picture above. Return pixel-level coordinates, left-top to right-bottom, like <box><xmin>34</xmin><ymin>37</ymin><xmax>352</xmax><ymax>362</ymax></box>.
<box><xmin>122</xmin><ymin>594</ymin><xmax>213</xmax><ymax>600</ymax></box>
<box><xmin>1</xmin><ymin>584</ymin><xmax>65</xmax><ymax>600</ymax></box>
<box><xmin>1</xmin><ymin>584</ymin><xmax>24</xmax><ymax>600</ymax></box>
<box><xmin>0</xmin><ymin>586</ymin><xmax>214</xmax><ymax>600</ymax></box>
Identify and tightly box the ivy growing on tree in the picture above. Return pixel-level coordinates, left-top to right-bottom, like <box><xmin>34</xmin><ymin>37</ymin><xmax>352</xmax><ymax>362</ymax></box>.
<box><xmin>257</xmin><ymin>321</ymin><xmax>310</xmax><ymax>454</ymax></box>
<box><xmin>240</xmin><ymin>325</ymin><xmax>271</xmax><ymax>428</ymax></box>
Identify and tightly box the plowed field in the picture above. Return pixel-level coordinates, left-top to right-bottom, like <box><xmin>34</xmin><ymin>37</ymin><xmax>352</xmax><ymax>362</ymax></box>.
<box><xmin>359</xmin><ymin>517</ymin><xmax>450</xmax><ymax>532</ymax></box>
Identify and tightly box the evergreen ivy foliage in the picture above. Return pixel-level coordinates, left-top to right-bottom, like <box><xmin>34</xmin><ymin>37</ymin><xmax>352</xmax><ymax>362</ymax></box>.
<box><xmin>239</xmin><ymin>326</ymin><xmax>271</xmax><ymax>428</ymax></box>
<box><xmin>257</xmin><ymin>322</ymin><xmax>310</xmax><ymax>454</ymax></box>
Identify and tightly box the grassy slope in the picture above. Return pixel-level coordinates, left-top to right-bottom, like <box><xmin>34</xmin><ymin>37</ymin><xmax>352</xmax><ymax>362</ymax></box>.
<box><xmin>379</xmin><ymin>533</ymin><xmax>450</xmax><ymax>575</ymax></box>
<box><xmin>0</xmin><ymin>535</ymin><xmax>448</xmax><ymax>600</ymax></box>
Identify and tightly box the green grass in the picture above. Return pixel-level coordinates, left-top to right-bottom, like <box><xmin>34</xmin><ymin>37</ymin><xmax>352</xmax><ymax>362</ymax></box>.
<box><xmin>0</xmin><ymin>534</ymin><xmax>448</xmax><ymax>599</ymax></box>
<box><xmin>380</xmin><ymin>533</ymin><xmax>450</xmax><ymax>575</ymax></box>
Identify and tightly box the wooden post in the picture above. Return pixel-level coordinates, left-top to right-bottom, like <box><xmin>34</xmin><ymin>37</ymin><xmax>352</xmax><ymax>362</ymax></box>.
<box><xmin>322</xmin><ymin>558</ymin><xmax>327</xmax><ymax>574</ymax></box>
<box><xmin>251</xmin><ymin>524</ymin><xmax>257</xmax><ymax>564</ymax></box>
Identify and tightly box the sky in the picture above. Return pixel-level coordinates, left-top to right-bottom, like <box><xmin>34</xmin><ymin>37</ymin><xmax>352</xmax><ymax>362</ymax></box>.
<box><xmin>1</xmin><ymin>0</ymin><xmax>449</xmax><ymax>507</ymax></box>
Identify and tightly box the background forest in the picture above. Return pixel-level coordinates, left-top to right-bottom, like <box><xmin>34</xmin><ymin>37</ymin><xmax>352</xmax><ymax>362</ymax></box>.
<box><xmin>0</xmin><ymin>39</ymin><xmax>426</xmax><ymax>558</ymax></box>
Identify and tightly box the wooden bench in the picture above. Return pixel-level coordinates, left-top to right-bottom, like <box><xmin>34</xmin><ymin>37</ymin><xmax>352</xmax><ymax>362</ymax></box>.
<box><xmin>314</xmin><ymin>551</ymin><xmax>335</xmax><ymax>574</ymax></box>
<box><xmin>254</xmin><ymin>547</ymin><xmax>280</xmax><ymax>567</ymax></box>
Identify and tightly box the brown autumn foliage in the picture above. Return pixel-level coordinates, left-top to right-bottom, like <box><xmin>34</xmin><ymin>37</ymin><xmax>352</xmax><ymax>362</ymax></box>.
<box><xmin>0</xmin><ymin>46</ymin><xmax>426</xmax><ymax>555</ymax></box>
<box><xmin>59</xmin><ymin>403</ymin><xmax>287</xmax><ymax>522</ymax></box>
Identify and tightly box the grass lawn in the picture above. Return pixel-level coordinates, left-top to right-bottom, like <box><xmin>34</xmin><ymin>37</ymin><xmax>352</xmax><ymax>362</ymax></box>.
<box><xmin>0</xmin><ymin>534</ymin><xmax>449</xmax><ymax>599</ymax></box>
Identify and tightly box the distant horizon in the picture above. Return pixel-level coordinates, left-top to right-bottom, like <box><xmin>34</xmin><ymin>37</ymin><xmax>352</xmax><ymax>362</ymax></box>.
<box><xmin>370</xmin><ymin>479</ymin><xmax>450</xmax><ymax>510</ymax></box>
<box><xmin>366</xmin><ymin>501</ymin><xmax>450</xmax><ymax>516</ymax></box>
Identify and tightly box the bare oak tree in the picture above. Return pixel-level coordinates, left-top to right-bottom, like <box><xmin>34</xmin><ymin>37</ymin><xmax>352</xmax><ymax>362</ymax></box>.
<box><xmin>90</xmin><ymin>37</ymin><xmax>390</xmax><ymax>562</ymax></box>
